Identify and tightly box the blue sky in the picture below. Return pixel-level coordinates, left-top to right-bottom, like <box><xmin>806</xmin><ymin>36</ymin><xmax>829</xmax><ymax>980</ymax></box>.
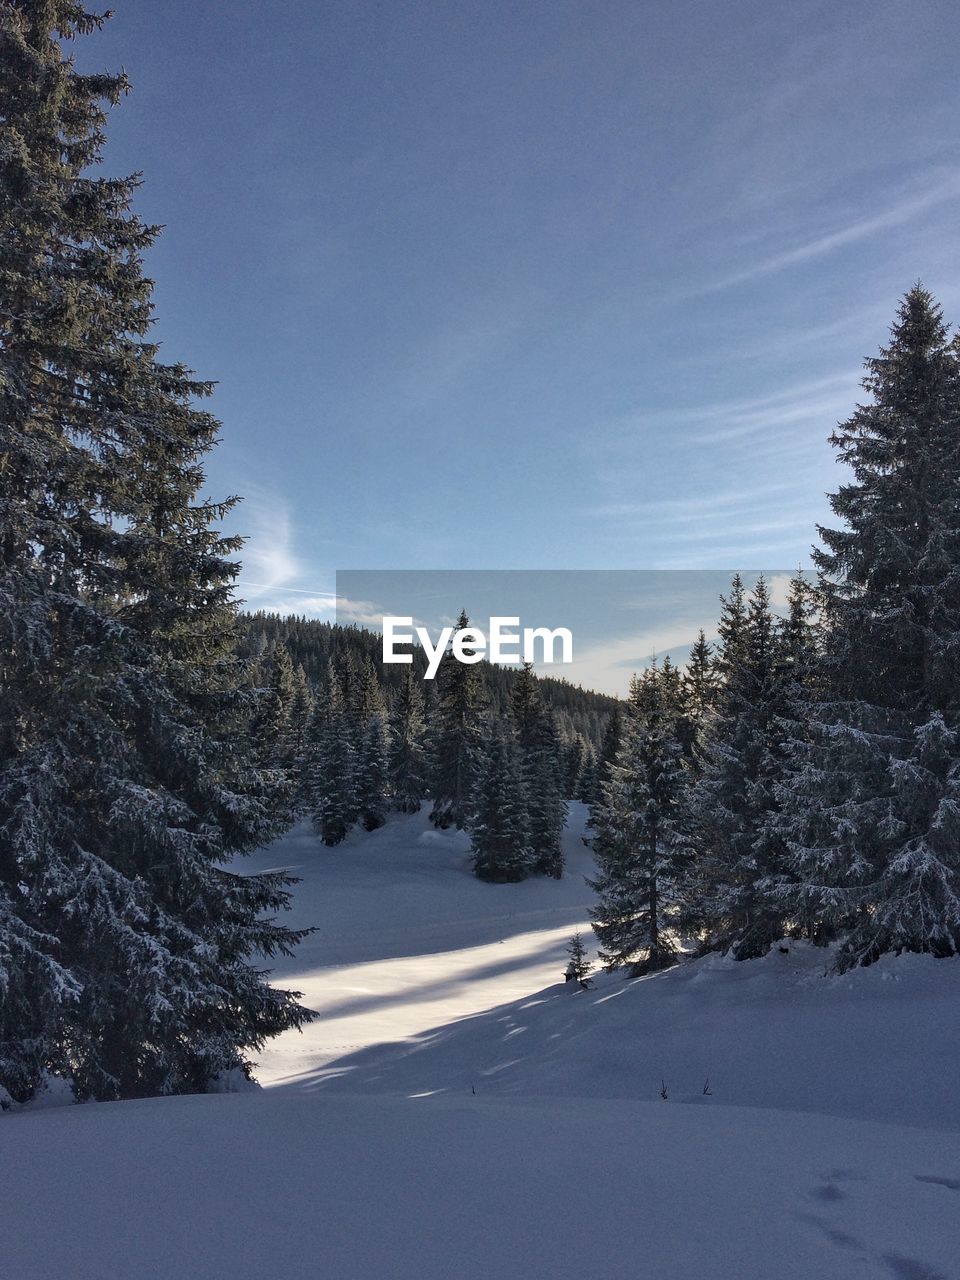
<box><xmin>77</xmin><ymin>1</ymin><xmax>960</xmax><ymax>617</ymax></box>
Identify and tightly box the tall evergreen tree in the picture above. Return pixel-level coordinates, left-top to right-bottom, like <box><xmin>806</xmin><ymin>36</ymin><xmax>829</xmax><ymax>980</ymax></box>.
<box><xmin>260</xmin><ymin>643</ymin><xmax>297</xmax><ymax>763</ymax></box>
<box><xmin>469</xmin><ymin>729</ymin><xmax>532</xmax><ymax>882</ymax></box>
<box><xmin>562</xmin><ymin>734</ymin><xmax>587</xmax><ymax>799</ymax></box>
<box><xmin>589</xmin><ymin>667</ymin><xmax>688</xmax><ymax>973</ymax></box>
<box><xmin>681</xmin><ymin>630</ymin><xmax>718</xmax><ymax>768</ymax></box>
<box><xmin>576</xmin><ymin>746</ymin><xmax>599</xmax><ymax>805</ymax></box>
<box><xmin>347</xmin><ymin>654</ymin><xmax>386</xmax><ymax>737</ymax></box>
<box><xmin>355</xmin><ymin>714</ymin><xmax>388</xmax><ymax>832</ymax></box>
<box><xmin>511</xmin><ymin>663</ymin><xmax>566</xmax><ymax>878</ymax></box>
<box><xmin>684</xmin><ymin>630</ymin><xmax>718</xmax><ymax>722</ymax></box>
<box><xmin>388</xmin><ymin>669</ymin><xmax>427</xmax><ymax>813</ymax></box>
<box><xmin>306</xmin><ymin>664</ymin><xmax>356</xmax><ymax>847</ymax></box>
<box><xmin>0</xmin><ymin>4</ymin><xmax>310</xmax><ymax>1102</ymax></box>
<box><xmin>589</xmin><ymin>702</ymin><xmax>623</xmax><ymax>820</ymax></box>
<box><xmin>287</xmin><ymin>664</ymin><xmax>314</xmax><ymax>798</ymax></box>
<box><xmin>779</xmin><ymin>288</ymin><xmax>960</xmax><ymax>967</ymax></box>
<box><xmin>251</xmin><ymin>642</ymin><xmax>300</xmax><ymax>821</ymax></box>
<box><xmin>429</xmin><ymin>610</ymin><xmax>485</xmax><ymax>829</ymax></box>
<box><xmin>680</xmin><ymin>577</ymin><xmax>797</xmax><ymax>958</ymax></box>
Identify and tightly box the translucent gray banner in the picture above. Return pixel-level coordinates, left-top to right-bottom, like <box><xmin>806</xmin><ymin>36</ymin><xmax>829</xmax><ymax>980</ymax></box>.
<box><xmin>335</xmin><ymin>569</ymin><xmax>805</xmax><ymax>696</ymax></box>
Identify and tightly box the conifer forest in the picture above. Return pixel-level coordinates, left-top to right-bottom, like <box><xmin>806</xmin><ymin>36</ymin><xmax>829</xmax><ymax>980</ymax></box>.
<box><xmin>2</xmin><ymin>5</ymin><xmax>959</xmax><ymax>1279</ymax></box>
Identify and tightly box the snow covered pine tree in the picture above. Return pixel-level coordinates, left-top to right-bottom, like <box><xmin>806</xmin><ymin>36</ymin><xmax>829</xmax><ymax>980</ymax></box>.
<box><xmin>306</xmin><ymin>664</ymin><xmax>357</xmax><ymax>846</ymax></box>
<box><xmin>429</xmin><ymin>610</ymin><xmax>485</xmax><ymax>829</ymax></box>
<box><xmin>778</xmin><ymin>288</ymin><xmax>960</xmax><ymax>968</ymax></box>
<box><xmin>511</xmin><ymin>662</ymin><xmax>566</xmax><ymax>878</ymax></box>
<box><xmin>388</xmin><ymin>668</ymin><xmax>428</xmax><ymax>813</ymax></box>
<box><xmin>680</xmin><ymin>577</ymin><xmax>810</xmax><ymax>959</ymax></box>
<box><xmin>469</xmin><ymin>728</ymin><xmax>533</xmax><ymax>882</ymax></box>
<box><xmin>0</xmin><ymin>3</ymin><xmax>311</xmax><ymax>1102</ymax></box>
<box><xmin>589</xmin><ymin>666</ymin><xmax>688</xmax><ymax>973</ymax></box>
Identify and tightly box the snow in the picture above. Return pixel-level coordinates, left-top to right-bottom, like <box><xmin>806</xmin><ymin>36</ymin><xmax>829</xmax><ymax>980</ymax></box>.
<box><xmin>244</xmin><ymin>804</ymin><xmax>598</xmax><ymax>1086</ymax></box>
<box><xmin>4</xmin><ymin>802</ymin><xmax>960</xmax><ymax>1279</ymax></box>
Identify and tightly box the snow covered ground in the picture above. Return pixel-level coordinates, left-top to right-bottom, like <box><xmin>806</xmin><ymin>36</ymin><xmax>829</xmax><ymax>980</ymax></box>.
<box><xmin>4</xmin><ymin>804</ymin><xmax>960</xmax><ymax>1279</ymax></box>
<box><xmin>244</xmin><ymin>805</ymin><xmax>599</xmax><ymax>1087</ymax></box>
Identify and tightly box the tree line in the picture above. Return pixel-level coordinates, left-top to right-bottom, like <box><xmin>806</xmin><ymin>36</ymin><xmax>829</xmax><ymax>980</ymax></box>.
<box><xmin>250</xmin><ymin>613</ymin><xmax>597</xmax><ymax>882</ymax></box>
<box><xmin>589</xmin><ymin>287</ymin><xmax>960</xmax><ymax>977</ymax></box>
<box><xmin>239</xmin><ymin>612</ymin><xmax>617</xmax><ymax>750</ymax></box>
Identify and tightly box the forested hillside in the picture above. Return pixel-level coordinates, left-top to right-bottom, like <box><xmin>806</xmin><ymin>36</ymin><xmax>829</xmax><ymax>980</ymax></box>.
<box><xmin>238</xmin><ymin>613</ymin><xmax>618</xmax><ymax>746</ymax></box>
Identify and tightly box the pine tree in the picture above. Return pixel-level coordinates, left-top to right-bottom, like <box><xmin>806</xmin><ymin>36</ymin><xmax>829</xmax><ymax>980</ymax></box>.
<box><xmin>681</xmin><ymin>630</ymin><xmax>718</xmax><ymax>768</ymax></box>
<box><xmin>715</xmin><ymin>574</ymin><xmax>748</xmax><ymax>680</ymax></box>
<box><xmin>684</xmin><ymin>630</ymin><xmax>718</xmax><ymax>722</ymax></box>
<box><xmin>597</xmin><ymin>703</ymin><xmax>623</xmax><ymax>787</ymax></box>
<box><xmin>562</xmin><ymin>734</ymin><xmax>587</xmax><ymax>798</ymax></box>
<box><xmin>589</xmin><ymin>667</ymin><xmax>688</xmax><ymax>973</ymax></box>
<box><xmin>0</xmin><ymin>5</ymin><xmax>312</xmax><ymax>1102</ymax></box>
<box><xmin>306</xmin><ymin>665</ymin><xmax>357</xmax><ymax>847</ymax></box>
<box><xmin>287</xmin><ymin>664</ymin><xmax>314</xmax><ymax>798</ymax></box>
<box><xmin>355</xmin><ymin>714</ymin><xmax>388</xmax><ymax>832</ymax></box>
<box><xmin>589</xmin><ymin>702</ymin><xmax>623</xmax><ymax>822</ymax></box>
<box><xmin>250</xmin><ymin>642</ymin><xmax>300</xmax><ymax>821</ymax></box>
<box><xmin>348</xmin><ymin>655</ymin><xmax>386</xmax><ymax>736</ymax></box>
<box><xmin>388</xmin><ymin>669</ymin><xmax>427</xmax><ymax>813</ymax></box>
<box><xmin>429</xmin><ymin>610</ymin><xmax>486</xmax><ymax>829</ymax></box>
<box><xmin>261</xmin><ymin>643</ymin><xmax>297</xmax><ymax>762</ymax></box>
<box><xmin>779</xmin><ymin>288</ymin><xmax>960</xmax><ymax>967</ymax></box>
<box><xmin>512</xmin><ymin>663</ymin><xmax>566</xmax><ymax>878</ymax></box>
<box><xmin>576</xmin><ymin>747</ymin><xmax>599</xmax><ymax>805</ymax></box>
<box><xmin>469</xmin><ymin>729</ymin><xmax>533</xmax><ymax>882</ymax></box>
<box><xmin>680</xmin><ymin>578</ymin><xmax>797</xmax><ymax>958</ymax></box>
<box><xmin>564</xmin><ymin>931</ymin><xmax>593</xmax><ymax>987</ymax></box>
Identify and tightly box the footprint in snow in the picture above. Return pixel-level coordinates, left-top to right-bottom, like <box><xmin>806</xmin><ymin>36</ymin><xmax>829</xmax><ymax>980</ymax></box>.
<box><xmin>914</xmin><ymin>1174</ymin><xmax>960</xmax><ymax>1191</ymax></box>
<box><xmin>810</xmin><ymin>1182</ymin><xmax>846</xmax><ymax>1203</ymax></box>
<box><xmin>882</xmin><ymin>1254</ymin><xmax>949</xmax><ymax>1280</ymax></box>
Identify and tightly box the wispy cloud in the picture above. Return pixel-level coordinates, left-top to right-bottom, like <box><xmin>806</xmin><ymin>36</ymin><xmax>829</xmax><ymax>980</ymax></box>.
<box><xmin>235</xmin><ymin>490</ymin><xmax>300</xmax><ymax>599</ymax></box>
<box><xmin>689</xmin><ymin>375</ymin><xmax>861</xmax><ymax>445</ymax></box>
<box><xmin>587</xmin><ymin>481</ymin><xmax>802</xmax><ymax>524</ymax></box>
<box><xmin>701</xmin><ymin>171</ymin><xmax>960</xmax><ymax>296</ymax></box>
<box><xmin>584</xmin><ymin>373</ymin><xmax>858</xmax><ymax>462</ymax></box>
<box><xmin>234</xmin><ymin>489</ymin><xmax>340</xmax><ymax>618</ymax></box>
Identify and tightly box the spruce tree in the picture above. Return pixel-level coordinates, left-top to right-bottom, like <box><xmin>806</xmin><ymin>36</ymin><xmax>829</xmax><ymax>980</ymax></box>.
<box><xmin>261</xmin><ymin>643</ymin><xmax>297</xmax><ymax>762</ymax></box>
<box><xmin>684</xmin><ymin>630</ymin><xmax>718</xmax><ymax>722</ymax></box>
<box><xmin>306</xmin><ymin>664</ymin><xmax>356</xmax><ymax>847</ymax></box>
<box><xmin>564</xmin><ymin>932</ymin><xmax>593</xmax><ymax>987</ymax></box>
<box><xmin>251</xmin><ymin>642</ymin><xmax>299</xmax><ymax>821</ymax></box>
<box><xmin>0</xmin><ymin>4</ymin><xmax>311</xmax><ymax>1101</ymax></box>
<box><xmin>779</xmin><ymin>288</ymin><xmax>960</xmax><ymax>967</ymax></box>
<box><xmin>512</xmin><ymin>663</ymin><xmax>566</xmax><ymax>878</ymax></box>
<box><xmin>680</xmin><ymin>578</ymin><xmax>796</xmax><ymax>958</ymax></box>
<box><xmin>469</xmin><ymin>729</ymin><xmax>532</xmax><ymax>882</ymax></box>
<box><xmin>715</xmin><ymin>574</ymin><xmax>748</xmax><ymax>680</ymax></box>
<box><xmin>576</xmin><ymin>747</ymin><xmax>599</xmax><ymax>805</ymax></box>
<box><xmin>287</xmin><ymin>664</ymin><xmax>314</xmax><ymax>800</ymax></box>
<box><xmin>682</xmin><ymin>630</ymin><xmax>718</xmax><ymax>768</ymax></box>
<box><xmin>355</xmin><ymin>714</ymin><xmax>388</xmax><ymax>832</ymax></box>
<box><xmin>429</xmin><ymin>610</ymin><xmax>485</xmax><ymax>829</ymax></box>
<box><xmin>388</xmin><ymin>668</ymin><xmax>427</xmax><ymax>813</ymax></box>
<box><xmin>589</xmin><ymin>702</ymin><xmax>623</xmax><ymax>823</ymax></box>
<box><xmin>589</xmin><ymin>667</ymin><xmax>687</xmax><ymax>973</ymax></box>
<box><xmin>348</xmin><ymin>655</ymin><xmax>386</xmax><ymax>737</ymax></box>
<box><xmin>562</xmin><ymin>734</ymin><xmax>587</xmax><ymax>798</ymax></box>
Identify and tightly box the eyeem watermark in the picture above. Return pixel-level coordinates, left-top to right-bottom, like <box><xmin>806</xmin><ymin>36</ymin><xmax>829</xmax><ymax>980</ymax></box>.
<box><xmin>383</xmin><ymin>616</ymin><xmax>573</xmax><ymax>680</ymax></box>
